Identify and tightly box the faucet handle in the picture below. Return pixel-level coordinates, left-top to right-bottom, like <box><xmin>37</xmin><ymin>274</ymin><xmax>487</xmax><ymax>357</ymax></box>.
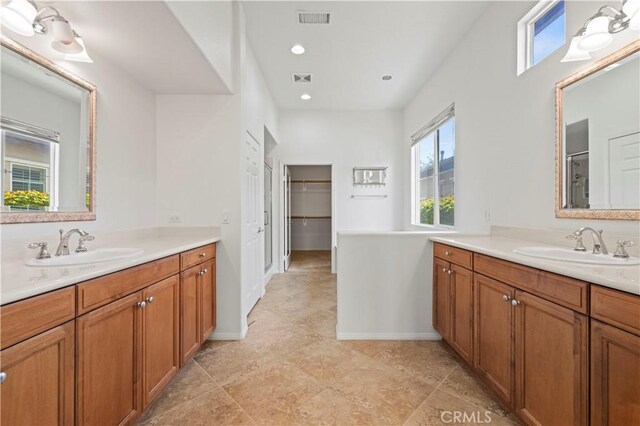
<box><xmin>566</xmin><ymin>233</ymin><xmax>587</xmax><ymax>252</ymax></box>
<box><xmin>613</xmin><ymin>240</ymin><xmax>636</xmax><ymax>259</ymax></box>
<box><xmin>28</xmin><ymin>242</ymin><xmax>51</xmax><ymax>259</ymax></box>
<box><xmin>76</xmin><ymin>235</ymin><xmax>95</xmax><ymax>253</ymax></box>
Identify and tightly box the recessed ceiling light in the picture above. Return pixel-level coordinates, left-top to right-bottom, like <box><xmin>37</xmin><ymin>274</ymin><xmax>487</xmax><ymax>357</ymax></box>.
<box><xmin>382</xmin><ymin>74</ymin><xmax>393</xmax><ymax>81</ymax></box>
<box><xmin>291</xmin><ymin>44</ymin><xmax>305</xmax><ymax>55</ymax></box>
<box><xmin>301</xmin><ymin>93</ymin><xmax>311</xmax><ymax>100</ymax></box>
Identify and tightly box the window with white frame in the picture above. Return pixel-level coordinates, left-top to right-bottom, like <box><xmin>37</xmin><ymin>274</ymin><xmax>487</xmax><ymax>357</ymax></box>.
<box><xmin>517</xmin><ymin>0</ymin><xmax>566</xmax><ymax>75</ymax></box>
<box><xmin>411</xmin><ymin>105</ymin><xmax>455</xmax><ymax>227</ymax></box>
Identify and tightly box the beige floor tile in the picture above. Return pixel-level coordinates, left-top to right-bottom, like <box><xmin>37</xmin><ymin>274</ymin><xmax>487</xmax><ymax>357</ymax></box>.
<box><xmin>298</xmin><ymin>388</ymin><xmax>382</xmax><ymax>425</ymax></box>
<box><xmin>222</xmin><ymin>361</ymin><xmax>325</xmax><ymax>425</ymax></box>
<box><xmin>141</xmin><ymin>388</ymin><xmax>254</xmax><ymax>425</ymax></box>
<box><xmin>439</xmin><ymin>365</ymin><xmax>511</xmax><ymax>418</ymax></box>
<box><xmin>404</xmin><ymin>389</ymin><xmax>519</xmax><ymax>426</ymax></box>
<box><xmin>338</xmin><ymin>340</ymin><xmax>400</xmax><ymax>358</ymax></box>
<box><xmin>286</xmin><ymin>338</ymin><xmax>370</xmax><ymax>385</ymax></box>
<box><xmin>330</xmin><ymin>359</ymin><xmax>437</xmax><ymax>424</ymax></box>
<box><xmin>374</xmin><ymin>341</ymin><xmax>459</xmax><ymax>385</ymax></box>
<box><xmin>138</xmin><ymin>360</ymin><xmax>216</xmax><ymax>423</ymax></box>
<box><xmin>194</xmin><ymin>341</ymin><xmax>277</xmax><ymax>386</ymax></box>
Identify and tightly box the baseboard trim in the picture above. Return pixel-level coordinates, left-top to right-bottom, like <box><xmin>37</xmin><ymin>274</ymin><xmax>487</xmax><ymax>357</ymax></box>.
<box><xmin>336</xmin><ymin>332</ymin><xmax>441</xmax><ymax>340</ymax></box>
<box><xmin>208</xmin><ymin>326</ymin><xmax>248</xmax><ymax>341</ymax></box>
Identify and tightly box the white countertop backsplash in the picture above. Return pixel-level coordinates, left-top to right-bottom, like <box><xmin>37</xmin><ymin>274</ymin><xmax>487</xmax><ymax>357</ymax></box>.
<box><xmin>431</xmin><ymin>226</ymin><xmax>640</xmax><ymax>296</ymax></box>
<box><xmin>1</xmin><ymin>226</ymin><xmax>220</xmax><ymax>305</ymax></box>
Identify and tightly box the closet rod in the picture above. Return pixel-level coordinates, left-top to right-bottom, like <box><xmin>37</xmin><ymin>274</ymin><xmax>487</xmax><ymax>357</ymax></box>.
<box><xmin>290</xmin><ymin>215</ymin><xmax>332</xmax><ymax>219</ymax></box>
<box><xmin>290</xmin><ymin>180</ymin><xmax>331</xmax><ymax>183</ymax></box>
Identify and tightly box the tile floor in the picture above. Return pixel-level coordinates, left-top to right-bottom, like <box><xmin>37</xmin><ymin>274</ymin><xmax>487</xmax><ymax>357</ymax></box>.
<box><xmin>139</xmin><ymin>251</ymin><xmax>519</xmax><ymax>425</ymax></box>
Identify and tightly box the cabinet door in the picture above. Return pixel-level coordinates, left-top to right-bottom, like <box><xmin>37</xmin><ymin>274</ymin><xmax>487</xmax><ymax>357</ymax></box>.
<box><xmin>433</xmin><ymin>257</ymin><xmax>451</xmax><ymax>340</ymax></box>
<box><xmin>449</xmin><ymin>265</ymin><xmax>473</xmax><ymax>364</ymax></box>
<box><xmin>199</xmin><ymin>259</ymin><xmax>217</xmax><ymax>343</ymax></box>
<box><xmin>76</xmin><ymin>292</ymin><xmax>143</xmax><ymax>426</ymax></box>
<box><xmin>143</xmin><ymin>275</ymin><xmax>180</xmax><ymax>406</ymax></box>
<box><xmin>514</xmin><ymin>290</ymin><xmax>588</xmax><ymax>426</ymax></box>
<box><xmin>180</xmin><ymin>265</ymin><xmax>200</xmax><ymax>365</ymax></box>
<box><xmin>591</xmin><ymin>320</ymin><xmax>640</xmax><ymax>426</ymax></box>
<box><xmin>0</xmin><ymin>321</ymin><xmax>74</xmax><ymax>426</ymax></box>
<box><xmin>474</xmin><ymin>274</ymin><xmax>514</xmax><ymax>406</ymax></box>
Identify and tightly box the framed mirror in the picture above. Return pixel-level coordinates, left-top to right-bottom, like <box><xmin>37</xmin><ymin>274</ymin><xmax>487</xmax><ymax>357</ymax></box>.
<box><xmin>0</xmin><ymin>36</ymin><xmax>96</xmax><ymax>224</ymax></box>
<box><xmin>556</xmin><ymin>40</ymin><xmax>640</xmax><ymax>220</ymax></box>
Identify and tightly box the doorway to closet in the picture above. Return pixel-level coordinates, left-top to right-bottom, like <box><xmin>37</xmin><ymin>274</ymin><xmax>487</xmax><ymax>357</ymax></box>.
<box><xmin>282</xmin><ymin>165</ymin><xmax>333</xmax><ymax>273</ymax></box>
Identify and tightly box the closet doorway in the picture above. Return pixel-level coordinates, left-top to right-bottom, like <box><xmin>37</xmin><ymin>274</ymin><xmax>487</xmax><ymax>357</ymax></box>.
<box><xmin>282</xmin><ymin>165</ymin><xmax>333</xmax><ymax>272</ymax></box>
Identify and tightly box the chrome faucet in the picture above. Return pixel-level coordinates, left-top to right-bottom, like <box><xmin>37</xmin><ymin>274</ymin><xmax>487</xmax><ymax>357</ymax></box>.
<box><xmin>570</xmin><ymin>227</ymin><xmax>609</xmax><ymax>255</ymax></box>
<box><xmin>56</xmin><ymin>228</ymin><xmax>90</xmax><ymax>256</ymax></box>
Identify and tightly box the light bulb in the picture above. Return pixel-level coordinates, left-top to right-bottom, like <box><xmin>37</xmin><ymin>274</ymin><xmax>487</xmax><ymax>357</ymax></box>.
<box><xmin>578</xmin><ymin>16</ymin><xmax>613</xmax><ymax>52</ymax></box>
<box><xmin>291</xmin><ymin>44</ymin><xmax>305</xmax><ymax>55</ymax></box>
<box><xmin>561</xmin><ymin>36</ymin><xmax>592</xmax><ymax>62</ymax></box>
<box><xmin>0</xmin><ymin>0</ymin><xmax>37</xmax><ymax>36</ymax></box>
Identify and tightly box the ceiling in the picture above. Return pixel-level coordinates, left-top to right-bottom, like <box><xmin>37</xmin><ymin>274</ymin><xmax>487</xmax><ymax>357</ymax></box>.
<box><xmin>7</xmin><ymin>1</ymin><xmax>231</xmax><ymax>95</ymax></box>
<box><xmin>242</xmin><ymin>1</ymin><xmax>491</xmax><ymax>110</ymax></box>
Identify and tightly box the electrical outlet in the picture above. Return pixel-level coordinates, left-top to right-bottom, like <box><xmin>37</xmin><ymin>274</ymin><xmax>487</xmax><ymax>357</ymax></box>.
<box><xmin>168</xmin><ymin>215</ymin><xmax>182</xmax><ymax>224</ymax></box>
<box><xmin>222</xmin><ymin>209</ymin><xmax>230</xmax><ymax>224</ymax></box>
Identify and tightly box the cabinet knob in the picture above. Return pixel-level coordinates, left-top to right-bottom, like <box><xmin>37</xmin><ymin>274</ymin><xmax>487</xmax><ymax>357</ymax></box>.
<box><xmin>0</xmin><ymin>372</ymin><xmax>7</xmax><ymax>384</ymax></box>
<box><xmin>145</xmin><ymin>296</ymin><xmax>154</xmax><ymax>304</ymax></box>
<box><xmin>137</xmin><ymin>301</ymin><xmax>146</xmax><ymax>309</ymax></box>
<box><xmin>199</xmin><ymin>252</ymin><xmax>206</xmax><ymax>258</ymax></box>
<box><xmin>502</xmin><ymin>294</ymin><xmax>511</xmax><ymax>302</ymax></box>
<box><xmin>511</xmin><ymin>299</ymin><xmax>520</xmax><ymax>307</ymax></box>
<box><xmin>445</xmin><ymin>251</ymin><xmax>451</xmax><ymax>256</ymax></box>
<box><xmin>442</xmin><ymin>267</ymin><xmax>447</xmax><ymax>272</ymax></box>
<box><xmin>447</xmin><ymin>269</ymin><xmax>453</xmax><ymax>275</ymax></box>
<box><xmin>199</xmin><ymin>268</ymin><xmax>208</xmax><ymax>276</ymax></box>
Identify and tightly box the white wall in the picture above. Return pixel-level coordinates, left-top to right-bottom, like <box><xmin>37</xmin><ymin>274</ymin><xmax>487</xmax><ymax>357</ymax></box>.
<box><xmin>337</xmin><ymin>231</ymin><xmax>453</xmax><ymax>339</ymax></box>
<box><xmin>1</xmin><ymin>43</ymin><xmax>157</xmax><ymax>239</ymax></box>
<box><xmin>155</xmin><ymin>3</ymin><xmax>279</xmax><ymax>339</ymax></box>
<box><xmin>403</xmin><ymin>0</ymin><xmax>640</xmax><ymax>236</ymax></box>
<box><xmin>273</xmin><ymin>109</ymin><xmax>404</xmax><ymax>269</ymax></box>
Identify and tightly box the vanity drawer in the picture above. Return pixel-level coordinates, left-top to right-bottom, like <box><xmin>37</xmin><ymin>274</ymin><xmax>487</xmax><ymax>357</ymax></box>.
<box><xmin>181</xmin><ymin>244</ymin><xmax>216</xmax><ymax>270</ymax></box>
<box><xmin>474</xmin><ymin>253</ymin><xmax>588</xmax><ymax>314</ymax></box>
<box><xmin>434</xmin><ymin>243</ymin><xmax>473</xmax><ymax>269</ymax></box>
<box><xmin>0</xmin><ymin>286</ymin><xmax>75</xmax><ymax>350</ymax></box>
<box><xmin>77</xmin><ymin>255</ymin><xmax>180</xmax><ymax>315</ymax></box>
<box><xmin>591</xmin><ymin>285</ymin><xmax>640</xmax><ymax>336</ymax></box>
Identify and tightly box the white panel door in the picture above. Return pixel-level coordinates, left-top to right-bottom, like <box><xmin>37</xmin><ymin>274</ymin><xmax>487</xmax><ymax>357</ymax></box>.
<box><xmin>609</xmin><ymin>132</ymin><xmax>640</xmax><ymax>209</ymax></box>
<box><xmin>243</xmin><ymin>135</ymin><xmax>262</xmax><ymax>315</ymax></box>
<box><xmin>283</xmin><ymin>165</ymin><xmax>292</xmax><ymax>271</ymax></box>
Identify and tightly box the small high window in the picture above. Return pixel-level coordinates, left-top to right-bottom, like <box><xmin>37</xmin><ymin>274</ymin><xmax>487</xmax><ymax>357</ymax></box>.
<box><xmin>517</xmin><ymin>0</ymin><xmax>566</xmax><ymax>75</ymax></box>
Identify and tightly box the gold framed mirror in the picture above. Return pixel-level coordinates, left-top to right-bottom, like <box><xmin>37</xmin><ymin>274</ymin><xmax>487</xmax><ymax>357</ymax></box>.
<box><xmin>1</xmin><ymin>36</ymin><xmax>96</xmax><ymax>224</ymax></box>
<box><xmin>556</xmin><ymin>40</ymin><xmax>640</xmax><ymax>220</ymax></box>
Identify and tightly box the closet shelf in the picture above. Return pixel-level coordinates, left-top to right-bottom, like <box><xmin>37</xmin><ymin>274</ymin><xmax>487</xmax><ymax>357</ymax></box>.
<box><xmin>290</xmin><ymin>215</ymin><xmax>331</xmax><ymax>219</ymax></box>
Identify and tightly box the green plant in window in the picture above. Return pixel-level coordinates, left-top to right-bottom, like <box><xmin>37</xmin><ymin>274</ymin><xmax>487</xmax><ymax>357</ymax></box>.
<box><xmin>420</xmin><ymin>195</ymin><xmax>454</xmax><ymax>225</ymax></box>
<box><xmin>4</xmin><ymin>190</ymin><xmax>50</xmax><ymax>207</ymax></box>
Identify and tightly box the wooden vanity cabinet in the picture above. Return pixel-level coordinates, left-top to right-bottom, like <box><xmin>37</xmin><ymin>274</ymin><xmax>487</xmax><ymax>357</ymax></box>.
<box><xmin>433</xmin><ymin>244</ymin><xmax>474</xmax><ymax>364</ymax></box>
<box><xmin>76</xmin><ymin>292</ymin><xmax>143</xmax><ymax>426</ymax></box>
<box><xmin>180</xmin><ymin>253</ymin><xmax>217</xmax><ymax>365</ymax></box>
<box><xmin>0</xmin><ymin>321</ymin><xmax>75</xmax><ymax>426</ymax></box>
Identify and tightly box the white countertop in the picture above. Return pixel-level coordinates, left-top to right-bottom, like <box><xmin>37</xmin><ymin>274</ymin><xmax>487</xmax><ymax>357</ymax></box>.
<box><xmin>430</xmin><ymin>235</ymin><xmax>640</xmax><ymax>295</ymax></box>
<box><xmin>1</xmin><ymin>227</ymin><xmax>220</xmax><ymax>305</ymax></box>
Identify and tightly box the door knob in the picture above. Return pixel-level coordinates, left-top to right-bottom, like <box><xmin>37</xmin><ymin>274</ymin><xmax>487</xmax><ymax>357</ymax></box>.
<box><xmin>258</xmin><ymin>227</ymin><xmax>264</xmax><ymax>233</ymax></box>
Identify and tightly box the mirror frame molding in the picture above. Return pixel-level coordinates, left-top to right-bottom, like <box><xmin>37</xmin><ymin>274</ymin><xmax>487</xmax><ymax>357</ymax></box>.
<box><xmin>1</xmin><ymin>36</ymin><xmax>97</xmax><ymax>224</ymax></box>
<box><xmin>555</xmin><ymin>39</ymin><xmax>640</xmax><ymax>220</ymax></box>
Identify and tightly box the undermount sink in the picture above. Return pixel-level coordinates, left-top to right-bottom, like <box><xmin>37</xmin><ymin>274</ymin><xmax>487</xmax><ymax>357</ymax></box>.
<box><xmin>26</xmin><ymin>248</ymin><xmax>144</xmax><ymax>267</ymax></box>
<box><xmin>513</xmin><ymin>247</ymin><xmax>640</xmax><ymax>266</ymax></box>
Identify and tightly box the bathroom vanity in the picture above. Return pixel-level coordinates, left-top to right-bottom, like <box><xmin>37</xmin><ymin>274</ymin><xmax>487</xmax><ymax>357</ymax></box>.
<box><xmin>431</xmin><ymin>238</ymin><xmax>640</xmax><ymax>426</ymax></box>
<box><xmin>0</xmin><ymin>236</ymin><xmax>218</xmax><ymax>426</ymax></box>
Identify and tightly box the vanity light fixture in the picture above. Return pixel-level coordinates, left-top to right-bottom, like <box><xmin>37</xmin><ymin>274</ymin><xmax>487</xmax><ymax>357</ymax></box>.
<box><xmin>562</xmin><ymin>0</ymin><xmax>639</xmax><ymax>62</ymax></box>
<box><xmin>291</xmin><ymin>44</ymin><xmax>305</xmax><ymax>55</ymax></box>
<box><xmin>64</xmin><ymin>31</ymin><xmax>93</xmax><ymax>63</ymax></box>
<box><xmin>0</xmin><ymin>1</ymin><xmax>90</xmax><ymax>60</ymax></box>
<box><xmin>300</xmin><ymin>93</ymin><xmax>311</xmax><ymax>100</ymax></box>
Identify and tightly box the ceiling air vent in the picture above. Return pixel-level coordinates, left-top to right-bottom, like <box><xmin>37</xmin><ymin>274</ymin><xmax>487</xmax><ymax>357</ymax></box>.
<box><xmin>297</xmin><ymin>11</ymin><xmax>331</xmax><ymax>24</ymax></box>
<box><xmin>292</xmin><ymin>73</ymin><xmax>312</xmax><ymax>83</ymax></box>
